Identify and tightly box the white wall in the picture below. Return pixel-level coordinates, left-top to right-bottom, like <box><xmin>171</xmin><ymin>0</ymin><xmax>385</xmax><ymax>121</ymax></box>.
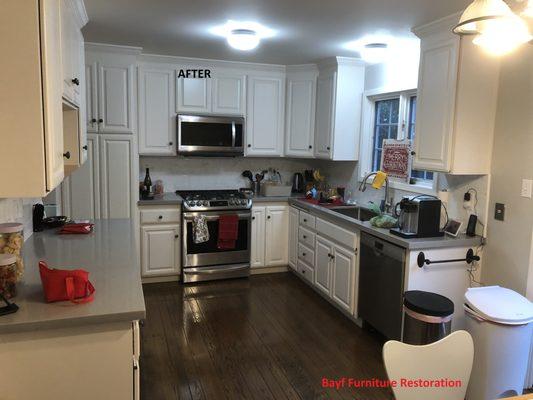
<box><xmin>139</xmin><ymin>157</ymin><xmax>317</xmax><ymax>192</ymax></box>
<box><xmin>0</xmin><ymin>198</ymin><xmax>39</xmax><ymax>240</ymax></box>
<box><xmin>481</xmin><ymin>45</ymin><xmax>533</xmax><ymax>297</ymax></box>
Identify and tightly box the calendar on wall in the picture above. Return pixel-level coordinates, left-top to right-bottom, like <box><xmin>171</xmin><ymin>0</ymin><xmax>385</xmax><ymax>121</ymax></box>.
<box><xmin>380</xmin><ymin>139</ymin><xmax>412</xmax><ymax>183</ymax></box>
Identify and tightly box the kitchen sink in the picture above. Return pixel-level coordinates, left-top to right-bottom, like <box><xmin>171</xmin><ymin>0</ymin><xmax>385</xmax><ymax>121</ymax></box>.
<box><xmin>328</xmin><ymin>205</ymin><xmax>379</xmax><ymax>222</ymax></box>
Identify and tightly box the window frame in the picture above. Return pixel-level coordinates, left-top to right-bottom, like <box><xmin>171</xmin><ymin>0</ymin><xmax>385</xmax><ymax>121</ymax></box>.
<box><xmin>358</xmin><ymin>87</ymin><xmax>438</xmax><ymax>195</ymax></box>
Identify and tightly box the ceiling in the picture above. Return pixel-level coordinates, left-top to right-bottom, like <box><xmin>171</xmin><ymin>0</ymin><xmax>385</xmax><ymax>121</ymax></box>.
<box><xmin>82</xmin><ymin>0</ymin><xmax>470</xmax><ymax>64</ymax></box>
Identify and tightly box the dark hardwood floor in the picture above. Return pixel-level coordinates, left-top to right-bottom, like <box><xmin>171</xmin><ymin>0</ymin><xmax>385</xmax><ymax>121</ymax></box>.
<box><xmin>141</xmin><ymin>272</ymin><xmax>393</xmax><ymax>400</ymax></box>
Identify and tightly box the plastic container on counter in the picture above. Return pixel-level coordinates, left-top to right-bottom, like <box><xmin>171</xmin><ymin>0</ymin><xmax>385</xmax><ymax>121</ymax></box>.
<box><xmin>0</xmin><ymin>223</ymin><xmax>24</xmax><ymax>281</ymax></box>
<box><xmin>0</xmin><ymin>254</ymin><xmax>18</xmax><ymax>298</ymax></box>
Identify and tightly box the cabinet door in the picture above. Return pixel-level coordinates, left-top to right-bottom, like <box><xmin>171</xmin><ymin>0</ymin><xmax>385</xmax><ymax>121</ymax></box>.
<box><xmin>138</xmin><ymin>67</ymin><xmax>175</xmax><ymax>155</ymax></box>
<box><xmin>246</xmin><ymin>76</ymin><xmax>285</xmax><ymax>156</ymax></box>
<box><xmin>250</xmin><ymin>206</ymin><xmax>266</xmax><ymax>268</ymax></box>
<box><xmin>40</xmin><ymin>0</ymin><xmax>65</xmax><ymax>192</ymax></box>
<box><xmin>315</xmin><ymin>236</ymin><xmax>332</xmax><ymax>295</ymax></box>
<box><xmin>288</xmin><ymin>207</ymin><xmax>299</xmax><ymax>270</ymax></box>
<box><xmin>60</xmin><ymin>0</ymin><xmax>74</xmax><ymax>102</ymax></box>
<box><xmin>61</xmin><ymin>134</ymin><xmax>100</xmax><ymax>219</ymax></box>
<box><xmin>314</xmin><ymin>73</ymin><xmax>335</xmax><ymax>159</ymax></box>
<box><xmin>141</xmin><ymin>224</ymin><xmax>180</xmax><ymax>276</ymax></box>
<box><xmin>98</xmin><ymin>63</ymin><xmax>134</xmax><ymax>133</ymax></box>
<box><xmin>212</xmin><ymin>73</ymin><xmax>245</xmax><ymax>115</ymax></box>
<box><xmin>99</xmin><ymin>134</ymin><xmax>134</xmax><ymax>219</ymax></box>
<box><xmin>85</xmin><ymin>62</ymin><xmax>98</xmax><ymax>132</ymax></box>
<box><xmin>176</xmin><ymin>77</ymin><xmax>211</xmax><ymax>113</ymax></box>
<box><xmin>78</xmin><ymin>38</ymin><xmax>87</xmax><ymax>163</ymax></box>
<box><xmin>265</xmin><ymin>205</ymin><xmax>289</xmax><ymax>266</ymax></box>
<box><xmin>285</xmin><ymin>78</ymin><xmax>316</xmax><ymax>157</ymax></box>
<box><xmin>413</xmin><ymin>33</ymin><xmax>459</xmax><ymax>172</ymax></box>
<box><xmin>332</xmin><ymin>245</ymin><xmax>356</xmax><ymax>313</ymax></box>
<box><xmin>70</xmin><ymin>29</ymin><xmax>84</xmax><ymax>105</ymax></box>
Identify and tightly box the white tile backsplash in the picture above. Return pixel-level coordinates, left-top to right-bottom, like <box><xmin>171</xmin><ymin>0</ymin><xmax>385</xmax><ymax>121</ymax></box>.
<box><xmin>0</xmin><ymin>198</ymin><xmax>40</xmax><ymax>240</ymax></box>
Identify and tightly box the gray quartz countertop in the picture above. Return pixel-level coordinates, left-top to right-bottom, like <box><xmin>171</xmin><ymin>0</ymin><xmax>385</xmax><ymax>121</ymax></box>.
<box><xmin>138</xmin><ymin>192</ymin><xmax>183</xmax><ymax>205</ymax></box>
<box><xmin>0</xmin><ymin>220</ymin><xmax>146</xmax><ymax>334</ymax></box>
<box><xmin>251</xmin><ymin>194</ymin><xmax>306</xmax><ymax>202</ymax></box>
<box><xmin>289</xmin><ymin>199</ymin><xmax>483</xmax><ymax>250</ymax></box>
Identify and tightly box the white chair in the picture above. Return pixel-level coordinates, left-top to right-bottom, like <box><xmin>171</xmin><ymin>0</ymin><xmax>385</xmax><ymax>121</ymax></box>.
<box><xmin>383</xmin><ymin>330</ymin><xmax>474</xmax><ymax>400</ymax></box>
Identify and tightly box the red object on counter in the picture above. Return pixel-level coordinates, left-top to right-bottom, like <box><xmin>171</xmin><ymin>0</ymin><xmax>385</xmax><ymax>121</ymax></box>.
<box><xmin>58</xmin><ymin>223</ymin><xmax>94</xmax><ymax>234</ymax></box>
<box><xmin>217</xmin><ymin>215</ymin><xmax>239</xmax><ymax>250</ymax></box>
<box><xmin>38</xmin><ymin>261</ymin><xmax>95</xmax><ymax>304</ymax></box>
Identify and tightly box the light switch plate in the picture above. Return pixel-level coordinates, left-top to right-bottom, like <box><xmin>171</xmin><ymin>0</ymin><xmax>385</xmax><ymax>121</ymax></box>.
<box><xmin>495</xmin><ymin>203</ymin><xmax>505</xmax><ymax>221</ymax></box>
<box><xmin>521</xmin><ymin>179</ymin><xmax>533</xmax><ymax>198</ymax></box>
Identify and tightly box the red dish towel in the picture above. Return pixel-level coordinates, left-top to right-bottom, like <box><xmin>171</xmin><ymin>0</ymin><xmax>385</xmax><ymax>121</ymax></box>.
<box><xmin>217</xmin><ymin>215</ymin><xmax>239</xmax><ymax>250</ymax></box>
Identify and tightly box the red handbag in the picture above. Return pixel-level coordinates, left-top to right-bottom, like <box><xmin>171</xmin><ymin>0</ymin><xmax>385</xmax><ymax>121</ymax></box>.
<box><xmin>38</xmin><ymin>261</ymin><xmax>95</xmax><ymax>303</ymax></box>
<box><xmin>58</xmin><ymin>223</ymin><xmax>94</xmax><ymax>234</ymax></box>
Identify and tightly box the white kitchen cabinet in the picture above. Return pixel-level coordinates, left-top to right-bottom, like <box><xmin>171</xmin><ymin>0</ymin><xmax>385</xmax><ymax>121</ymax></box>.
<box><xmin>138</xmin><ymin>66</ymin><xmax>176</xmax><ymax>155</ymax></box>
<box><xmin>251</xmin><ymin>206</ymin><xmax>266</xmax><ymax>268</ymax></box>
<box><xmin>212</xmin><ymin>73</ymin><xmax>246</xmax><ymax>115</ymax></box>
<box><xmin>315</xmin><ymin>236</ymin><xmax>333</xmax><ymax>295</ymax></box>
<box><xmin>314</xmin><ymin>57</ymin><xmax>365</xmax><ymax>161</ymax></box>
<box><xmin>412</xmin><ymin>15</ymin><xmax>500</xmax><ymax>174</ymax></box>
<box><xmin>246</xmin><ymin>75</ymin><xmax>285</xmax><ymax>156</ymax></box>
<box><xmin>265</xmin><ymin>205</ymin><xmax>289</xmax><ymax>266</ymax></box>
<box><xmin>99</xmin><ymin>134</ymin><xmax>136</xmax><ymax>219</ymax></box>
<box><xmin>176</xmin><ymin>77</ymin><xmax>211</xmax><ymax>113</ymax></box>
<box><xmin>85</xmin><ymin>45</ymin><xmax>140</xmax><ymax>134</ymax></box>
<box><xmin>288</xmin><ymin>206</ymin><xmax>299</xmax><ymax>270</ymax></box>
<box><xmin>331</xmin><ymin>245</ymin><xmax>357</xmax><ymax>313</ymax></box>
<box><xmin>62</xmin><ymin>134</ymin><xmax>100</xmax><ymax>219</ymax></box>
<box><xmin>141</xmin><ymin>224</ymin><xmax>180</xmax><ymax>277</ymax></box>
<box><xmin>285</xmin><ymin>65</ymin><xmax>317</xmax><ymax>158</ymax></box>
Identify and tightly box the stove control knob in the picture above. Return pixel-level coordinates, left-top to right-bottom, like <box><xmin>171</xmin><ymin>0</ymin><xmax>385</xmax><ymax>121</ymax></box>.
<box><xmin>229</xmin><ymin>200</ymin><xmax>235</xmax><ymax>206</ymax></box>
<box><xmin>201</xmin><ymin>201</ymin><xmax>208</xmax><ymax>207</ymax></box>
<box><xmin>189</xmin><ymin>200</ymin><xmax>196</xmax><ymax>207</ymax></box>
<box><xmin>240</xmin><ymin>200</ymin><xmax>246</xmax><ymax>205</ymax></box>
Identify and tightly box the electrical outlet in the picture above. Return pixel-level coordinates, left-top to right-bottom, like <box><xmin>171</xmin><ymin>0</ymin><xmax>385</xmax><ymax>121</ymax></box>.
<box><xmin>521</xmin><ymin>179</ymin><xmax>532</xmax><ymax>198</ymax></box>
<box><xmin>494</xmin><ymin>203</ymin><xmax>505</xmax><ymax>221</ymax></box>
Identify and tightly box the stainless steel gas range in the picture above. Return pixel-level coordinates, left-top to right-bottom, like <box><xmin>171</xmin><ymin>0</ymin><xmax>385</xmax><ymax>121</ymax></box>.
<box><xmin>176</xmin><ymin>190</ymin><xmax>252</xmax><ymax>283</ymax></box>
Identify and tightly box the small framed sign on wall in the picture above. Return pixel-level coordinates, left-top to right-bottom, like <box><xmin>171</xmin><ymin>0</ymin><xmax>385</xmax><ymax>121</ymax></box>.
<box><xmin>380</xmin><ymin>139</ymin><xmax>412</xmax><ymax>183</ymax></box>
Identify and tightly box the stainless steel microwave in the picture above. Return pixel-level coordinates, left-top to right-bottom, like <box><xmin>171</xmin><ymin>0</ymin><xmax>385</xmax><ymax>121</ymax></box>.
<box><xmin>177</xmin><ymin>115</ymin><xmax>245</xmax><ymax>157</ymax></box>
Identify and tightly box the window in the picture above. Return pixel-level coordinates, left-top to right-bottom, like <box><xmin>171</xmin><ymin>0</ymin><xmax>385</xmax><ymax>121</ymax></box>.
<box><xmin>366</xmin><ymin>90</ymin><xmax>434</xmax><ymax>188</ymax></box>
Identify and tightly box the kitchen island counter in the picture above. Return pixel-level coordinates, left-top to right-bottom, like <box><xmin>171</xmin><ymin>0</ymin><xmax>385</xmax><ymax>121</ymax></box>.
<box><xmin>0</xmin><ymin>219</ymin><xmax>145</xmax><ymax>334</ymax></box>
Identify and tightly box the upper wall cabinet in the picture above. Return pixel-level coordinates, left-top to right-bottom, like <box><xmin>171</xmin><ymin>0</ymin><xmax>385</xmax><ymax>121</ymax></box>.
<box><xmin>314</xmin><ymin>57</ymin><xmax>365</xmax><ymax>161</ymax></box>
<box><xmin>138</xmin><ymin>65</ymin><xmax>176</xmax><ymax>155</ymax></box>
<box><xmin>175</xmin><ymin>70</ymin><xmax>246</xmax><ymax>116</ymax></box>
<box><xmin>85</xmin><ymin>45</ymin><xmax>140</xmax><ymax>134</ymax></box>
<box><xmin>0</xmin><ymin>0</ymin><xmax>85</xmax><ymax>197</ymax></box>
<box><xmin>246</xmin><ymin>75</ymin><xmax>285</xmax><ymax>157</ymax></box>
<box><xmin>412</xmin><ymin>14</ymin><xmax>500</xmax><ymax>174</ymax></box>
<box><xmin>285</xmin><ymin>65</ymin><xmax>318</xmax><ymax>158</ymax></box>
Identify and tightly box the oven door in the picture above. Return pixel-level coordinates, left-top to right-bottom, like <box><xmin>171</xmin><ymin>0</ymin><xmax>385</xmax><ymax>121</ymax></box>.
<box><xmin>182</xmin><ymin>210</ymin><xmax>251</xmax><ymax>268</ymax></box>
<box><xmin>177</xmin><ymin>115</ymin><xmax>244</xmax><ymax>156</ymax></box>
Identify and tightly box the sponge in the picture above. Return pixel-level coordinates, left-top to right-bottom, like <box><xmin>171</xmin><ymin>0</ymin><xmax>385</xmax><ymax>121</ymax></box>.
<box><xmin>372</xmin><ymin>171</ymin><xmax>388</xmax><ymax>189</ymax></box>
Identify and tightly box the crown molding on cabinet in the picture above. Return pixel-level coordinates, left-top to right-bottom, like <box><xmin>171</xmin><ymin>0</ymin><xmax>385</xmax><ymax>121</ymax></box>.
<box><xmin>71</xmin><ymin>0</ymin><xmax>89</xmax><ymax>27</ymax></box>
<box><xmin>412</xmin><ymin>12</ymin><xmax>462</xmax><ymax>37</ymax></box>
<box><xmin>85</xmin><ymin>42</ymin><xmax>143</xmax><ymax>55</ymax></box>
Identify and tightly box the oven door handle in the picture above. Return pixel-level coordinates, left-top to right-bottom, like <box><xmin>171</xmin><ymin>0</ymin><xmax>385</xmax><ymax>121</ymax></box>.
<box><xmin>183</xmin><ymin>264</ymin><xmax>250</xmax><ymax>275</ymax></box>
<box><xmin>183</xmin><ymin>212</ymin><xmax>251</xmax><ymax>221</ymax></box>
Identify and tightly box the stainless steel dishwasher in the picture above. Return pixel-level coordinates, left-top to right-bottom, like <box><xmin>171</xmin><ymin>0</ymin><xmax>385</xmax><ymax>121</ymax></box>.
<box><xmin>358</xmin><ymin>232</ymin><xmax>406</xmax><ymax>340</ymax></box>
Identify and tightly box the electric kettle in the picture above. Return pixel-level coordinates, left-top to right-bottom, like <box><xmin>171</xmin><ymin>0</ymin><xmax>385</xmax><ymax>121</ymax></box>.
<box><xmin>292</xmin><ymin>173</ymin><xmax>304</xmax><ymax>193</ymax></box>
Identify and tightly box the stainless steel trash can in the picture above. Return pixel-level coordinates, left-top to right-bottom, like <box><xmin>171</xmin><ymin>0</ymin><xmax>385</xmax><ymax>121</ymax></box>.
<box><xmin>403</xmin><ymin>290</ymin><xmax>454</xmax><ymax>345</ymax></box>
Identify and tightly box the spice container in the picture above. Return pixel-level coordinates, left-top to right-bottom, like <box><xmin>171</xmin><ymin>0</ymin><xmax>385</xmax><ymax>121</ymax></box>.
<box><xmin>0</xmin><ymin>254</ymin><xmax>18</xmax><ymax>298</ymax></box>
<box><xmin>0</xmin><ymin>223</ymin><xmax>24</xmax><ymax>281</ymax></box>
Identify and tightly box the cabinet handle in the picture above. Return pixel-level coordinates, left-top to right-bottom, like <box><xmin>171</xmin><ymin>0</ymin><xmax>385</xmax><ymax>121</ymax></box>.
<box><xmin>98</xmin><ymin>118</ymin><xmax>103</xmax><ymax>123</ymax></box>
<box><xmin>158</xmin><ymin>215</ymin><xmax>163</xmax><ymax>220</ymax></box>
<box><xmin>82</xmin><ymin>145</ymin><xmax>88</xmax><ymax>150</ymax></box>
<box><xmin>63</xmin><ymin>151</ymin><xmax>71</xmax><ymax>159</ymax></box>
<box><xmin>71</xmin><ymin>78</ymin><xmax>80</xmax><ymax>86</ymax></box>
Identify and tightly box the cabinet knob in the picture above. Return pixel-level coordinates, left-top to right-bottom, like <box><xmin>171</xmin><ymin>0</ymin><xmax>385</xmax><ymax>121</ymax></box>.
<box><xmin>411</xmin><ymin>151</ymin><xmax>416</xmax><ymax>156</ymax></box>
<box><xmin>158</xmin><ymin>215</ymin><xmax>163</xmax><ymax>220</ymax></box>
<box><xmin>303</xmin><ymin>219</ymin><xmax>307</xmax><ymax>222</ymax></box>
<box><xmin>98</xmin><ymin>118</ymin><xmax>103</xmax><ymax>123</ymax></box>
<box><xmin>267</xmin><ymin>215</ymin><xmax>271</xmax><ymax>220</ymax></box>
<box><xmin>247</xmin><ymin>144</ymin><xmax>251</xmax><ymax>148</ymax></box>
<box><xmin>326</xmin><ymin>146</ymin><xmax>331</xmax><ymax>151</ymax></box>
<box><xmin>174</xmin><ymin>234</ymin><xmax>179</xmax><ymax>239</ymax></box>
<box><xmin>327</xmin><ymin>253</ymin><xmax>331</xmax><ymax>258</ymax></box>
<box><xmin>302</xmin><ymin>253</ymin><xmax>306</xmax><ymax>256</ymax></box>
<box><xmin>252</xmin><ymin>216</ymin><xmax>255</xmax><ymax>220</ymax></box>
<box><xmin>91</xmin><ymin>118</ymin><xmax>97</xmax><ymax>123</ymax></box>
<box><xmin>63</xmin><ymin>151</ymin><xmax>71</xmax><ymax>159</ymax></box>
<box><xmin>302</xmin><ymin>270</ymin><xmax>306</xmax><ymax>274</ymax></box>
<box><xmin>309</xmin><ymin>145</ymin><xmax>312</xmax><ymax>149</ymax></box>
<box><xmin>71</xmin><ymin>78</ymin><xmax>80</xmax><ymax>86</ymax></box>
<box><xmin>82</xmin><ymin>145</ymin><xmax>88</xmax><ymax>151</ymax></box>
<box><xmin>303</xmin><ymin>235</ymin><xmax>307</xmax><ymax>239</ymax></box>
<box><xmin>169</xmin><ymin>142</ymin><xmax>173</xmax><ymax>146</ymax></box>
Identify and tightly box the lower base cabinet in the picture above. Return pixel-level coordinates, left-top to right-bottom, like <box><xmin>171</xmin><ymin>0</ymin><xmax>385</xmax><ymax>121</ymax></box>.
<box><xmin>251</xmin><ymin>204</ymin><xmax>289</xmax><ymax>269</ymax></box>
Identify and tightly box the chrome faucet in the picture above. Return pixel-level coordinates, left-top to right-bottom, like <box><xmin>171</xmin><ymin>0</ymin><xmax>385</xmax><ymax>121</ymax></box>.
<box><xmin>358</xmin><ymin>172</ymin><xmax>391</xmax><ymax>214</ymax></box>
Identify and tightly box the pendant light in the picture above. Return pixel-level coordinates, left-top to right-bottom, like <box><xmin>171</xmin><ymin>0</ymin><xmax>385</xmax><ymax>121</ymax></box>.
<box><xmin>453</xmin><ymin>0</ymin><xmax>516</xmax><ymax>35</ymax></box>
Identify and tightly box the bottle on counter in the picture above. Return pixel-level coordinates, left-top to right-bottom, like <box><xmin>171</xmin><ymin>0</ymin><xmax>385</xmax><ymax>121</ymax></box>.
<box><xmin>143</xmin><ymin>168</ymin><xmax>152</xmax><ymax>193</ymax></box>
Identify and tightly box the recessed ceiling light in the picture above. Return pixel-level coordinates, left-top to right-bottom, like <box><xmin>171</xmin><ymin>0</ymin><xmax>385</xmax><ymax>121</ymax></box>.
<box><xmin>210</xmin><ymin>20</ymin><xmax>276</xmax><ymax>51</ymax></box>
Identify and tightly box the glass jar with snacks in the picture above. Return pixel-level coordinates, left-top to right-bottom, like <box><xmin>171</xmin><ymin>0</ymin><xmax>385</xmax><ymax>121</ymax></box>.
<box><xmin>0</xmin><ymin>254</ymin><xmax>17</xmax><ymax>298</ymax></box>
<box><xmin>0</xmin><ymin>223</ymin><xmax>24</xmax><ymax>281</ymax></box>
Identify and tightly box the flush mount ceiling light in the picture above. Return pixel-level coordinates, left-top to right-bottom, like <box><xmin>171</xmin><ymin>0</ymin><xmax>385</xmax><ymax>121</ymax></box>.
<box><xmin>360</xmin><ymin>43</ymin><xmax>389</xmax><ymax>64</ymax></box>
<box><xmin>453</xmin><ymin>0</ymin><xmax>533</xmax><ymax>56</ymax></box>
<box><xmin>210</xmin><ymin>20</ymin><xmax>276</xmax><ymax>51</ymax></box>
<box><xmin>345</xmin><ymin>35</ymin><xmax>393</xmax><ymax>64</ymax></box>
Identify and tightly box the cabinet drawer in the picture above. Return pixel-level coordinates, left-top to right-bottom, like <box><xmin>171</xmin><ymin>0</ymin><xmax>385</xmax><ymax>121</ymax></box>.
<box><xmin>298</xmin><ymin>226</ymin><xmax>315</xmax><ymax>248</ymax></box>
<box><xmin>297</xmin><ymin>259</ymin><xmax>314</xmax><ymax>284</ymax></box>
<box><xmin>140</xmin><ymin>209</ymin><xmax>181</xmax><ymax>224</ymax></box>
<box><xmin>298</xmin><ymin>242</ymin><xmax>315</xmax><ymax>267</ymax></box>
<box><xmin>316</xmin><ymin>217</ymin><xmax>357</xmax><ymax>250</ymax></box>
<box><xmin>299</xmin><ymin>211</ymin><xmax>316</xmax><ymax>230</ymax></box>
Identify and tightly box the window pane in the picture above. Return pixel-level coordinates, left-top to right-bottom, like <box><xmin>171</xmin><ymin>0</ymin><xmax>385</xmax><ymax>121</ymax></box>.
<box><xmin>378</xmin><ymin>101</ymin><xmax>391</xmax><ymax>123</ymax></box>
<box><xmin>372</xmin><ymin>98</ymin><xmax>401</xmax><ymax>172</ymax></box>
<box><xmin>390</xmin><ymin>98</ymin><xmax>400</xmax><ymax>124</ymax></box>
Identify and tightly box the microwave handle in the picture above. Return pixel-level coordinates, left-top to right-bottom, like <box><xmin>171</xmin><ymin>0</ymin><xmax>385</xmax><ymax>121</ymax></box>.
<box><xmin>231</xmin><ymin>121</ymin><xmax>236</xmax><ymax>148</ymax></box>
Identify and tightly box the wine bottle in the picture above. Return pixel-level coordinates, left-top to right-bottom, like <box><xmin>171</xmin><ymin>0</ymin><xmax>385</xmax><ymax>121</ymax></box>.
<box><xmin>143</xmin><ymin>168</ymin><xmax>152</xmax><ymax>193</ymax></box>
